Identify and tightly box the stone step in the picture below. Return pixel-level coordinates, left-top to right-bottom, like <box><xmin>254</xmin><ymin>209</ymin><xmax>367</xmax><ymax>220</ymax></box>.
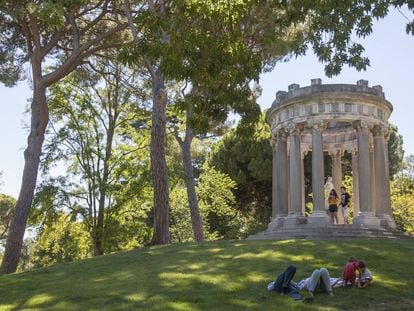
<box><xmin>247</xmin><ymin>227</ymin><xmax>413</xmax><ymax>240</ymax></box>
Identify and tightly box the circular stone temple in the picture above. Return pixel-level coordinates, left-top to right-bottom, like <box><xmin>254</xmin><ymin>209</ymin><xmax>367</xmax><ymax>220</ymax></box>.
<box><xmin>265</xmin><ymin>79</ymin><xmax>396</xmax><ymax>230</ymax></box>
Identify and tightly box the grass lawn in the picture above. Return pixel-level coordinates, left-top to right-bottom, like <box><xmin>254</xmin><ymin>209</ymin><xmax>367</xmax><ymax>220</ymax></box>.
<box><xmin>0</xmin><ymin>239</ymin><xmax>413</xmax><ymax>310</ymax></box>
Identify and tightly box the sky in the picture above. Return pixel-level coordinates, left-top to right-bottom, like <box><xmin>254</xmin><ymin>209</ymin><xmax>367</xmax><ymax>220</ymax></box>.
<box><xmin>0</xmin><ymin>8</ymin><xmax>413</xmax><ymax>199</ymax></box>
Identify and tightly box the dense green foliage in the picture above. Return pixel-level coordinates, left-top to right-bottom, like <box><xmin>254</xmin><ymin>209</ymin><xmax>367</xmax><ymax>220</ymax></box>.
<box><xmin>1</xmin><ymin>1</ymin><xmax>414</xmax><ymax>273</ymax></box>
<box><xmin>29</xmin><ymin>213</ymin><xmax>91</xmax><ymax>268</ymax></box>
<box><xmin>0</xmin><ymin>0</ymin><xmax>129</xmax><ymax>274</ymax></box>
<box><xmin>209</xmin><ymin>114</ymin><xmax>272</xmax><ymax>225</ymax></box>
<box><xmin>388</xmin><ymin>124</ymin><xmax>405</xmax><ymax>177</ymax></box>
<box><xmin>0</xmin><ymin>194</ymin><xmax>15</xmax><ymax>244</ymax></box>
<box><xmin>33</xmin><ymin>60</ymin><xmax>153</xmax><ymax>256</ymax></box>
<box><xmin>0</xmin><ymin>239</ymin><xmax>413</xmax><ymax>310</ymax></box>
<box><xmin>391</xmin><ymin>155</ymin><xmax>414</xmax><ymax>235</ymax></box>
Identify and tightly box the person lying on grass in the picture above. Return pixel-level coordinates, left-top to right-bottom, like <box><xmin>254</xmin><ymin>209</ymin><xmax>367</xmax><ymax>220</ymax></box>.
<box><xmin>267</xmin><ymin>265</ymin><xmax>302</xmax><ymax>300</ymax></box>
<box><xmin>292</xmin><ymin>268</ymin><xmax>335</xmax><ymax>302</ymax></box>
<box><xmin>267</xmin><ymin>266</ymin><xmax>335</xmax><ymax>301</ymax></box>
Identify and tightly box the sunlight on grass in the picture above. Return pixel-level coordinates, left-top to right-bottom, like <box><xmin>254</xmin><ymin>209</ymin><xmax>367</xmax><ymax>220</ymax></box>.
<box><xmin>25</xmin><ymin>294</ymin><xmax>54</xmax><ymax>306</ymax></box>
<box><xmin>166</xmin><ymin>301</ymin><xmax>201</xmax><ymax>311</ymax></box>
<box><xmin>187</xmin><ymin>263</ymin><xmax>209</xmax><ymax>270</ymax></box>
<box><xmin>125</xmin><ymin>293</ymin><xmax>146</xmax><ymax>302</ymax></box>
<box><xmin>228</xmin><ymin>298</ymin><xmax>259</xmax><ymax>309</ymax></box>
<box><xmin>232</xmin><ymin>248</ymin><xmax>315</xmax><ymax>264</ymax></box>
<box><xmin>0</xmin><ymin>240</ymin><xmax>412</xmax><ymax>310</ymax></box>
<box><xmin>375</xmin><ymin>276</ymin><xmax>408</xmax><ymax>287</ymax></box>
<box><xmin>215</xmin><ymin>254</ymin><xmax>234</xmax><ymax>260</ymax></box>
<box><xmin>243</xmin><ymin>271</ymin><xmax>267</xmax><ymax>283</ymax></box>
<box><xmin>207</xmin><ymin>247</ymin><xmax>225</xmax><ymax>253</ymax></box>
<box><xmin>160</xmin><ymin>271</ymin><xmax>229</xmax><ymax>288</ymax></box>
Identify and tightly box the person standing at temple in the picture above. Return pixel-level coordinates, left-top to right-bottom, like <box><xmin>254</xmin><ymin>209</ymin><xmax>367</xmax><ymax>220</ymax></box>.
<box><xmin>328</xmin><ymin>189</ymin><xmax>339</xmax><ymax>224</ymax></box>
<box><xmin>339</xmin><ymin>186</ymin><xmax>351</xmax><ymax>224</ymax></box>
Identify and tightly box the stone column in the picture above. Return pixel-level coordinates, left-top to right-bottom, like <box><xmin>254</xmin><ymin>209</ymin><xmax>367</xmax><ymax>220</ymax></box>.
<box><xmin>308</xmin><ymin>122</ymin><xmax>329</xmax><ymax>227</ymax></box>
<box><xmin>332</xmin><ymin>150</ymin><xmax>344</xmax><ymax>223</ymax></box>
<box><xmin>268</xmin><ymin>129</ymin><xmax>288</xmax><ymax>230</ymax></box>
<box><xmin>373</xmin><ymin>125</ymin><xmax>396</xmax><ymax>228</ymax></box>
<box><xmin>301</xmin><ymin>151</ymin><xmax>306</xmax><ymax>215</ymax></box>
<box><xmin>351</xmin><ymin>150</ymin><xmax>360</xmax><ymax>216</ymax></box>
<box><xmin>369</xmin><ymin>143</ymin><xmax>376</xmax><ymax>216</ymax></box>
<box><xmin>285</xmin><ymin>124</ymin><xmax>306</xmax><ymax>226</ymax></box>
<box><xmin>353</xmin><ymin>121</ymin><xmax>380</xmax><ymax>227</ymax></box>
<box><xmin>332</xmin><ymin>150</ymin><xmax>343</xmax><ymax>192</ymax></box>
<box><xmin>308</xmin><ymin>121</ymin><xmax>329</xmax><ymax>225</ymax></box>
<box><xmin>287</xmin><ymin>153</ymin><xmax>290</xmax><ymax>214</ymax></box>
<box><xmin>271</xmin><ymin>137</ymin><xmax>277</xmax><ymax>218</ymax></box>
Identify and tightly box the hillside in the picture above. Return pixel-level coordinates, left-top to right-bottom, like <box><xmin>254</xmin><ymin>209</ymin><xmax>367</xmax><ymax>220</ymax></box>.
<box><xmin>0</xmin><ymin>239</ymin><xmax>413</xmax><ymax>310</ymax></box>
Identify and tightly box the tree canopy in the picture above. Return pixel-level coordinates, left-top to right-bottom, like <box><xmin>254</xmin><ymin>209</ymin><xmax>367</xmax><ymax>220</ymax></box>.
<box><xmin>1</xmin><ymin>0</ymin><xmax>414</xmax><ymax>273</ymax></box>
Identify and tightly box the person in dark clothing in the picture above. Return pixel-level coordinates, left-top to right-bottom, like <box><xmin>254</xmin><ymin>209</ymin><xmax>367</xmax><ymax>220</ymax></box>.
<box><xmin>274</xmin><ymin>265</ymin><xmax>297</xmax><ymax>294</ymax></box>
<box><xmin>328</xmin><ymin>189</ymin><xmax>340</xmax><ymax>224</ymax></box>
<box><xmin>267</xmin><ymin>265</ymin><xmax>302</xmax><ymax>300</ymax></box>
<box><xmin>339</xmin><ymin>186</ymin><xmax>351</xmax><ymax>224</ymax></box>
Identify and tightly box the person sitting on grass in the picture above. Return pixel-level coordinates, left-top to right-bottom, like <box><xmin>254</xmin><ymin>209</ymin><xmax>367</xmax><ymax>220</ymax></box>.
<box><xmin>356</xmin><ymin>261</ymin><xmax>373</xmax><ymax>287</ymax></box>
<box><xmin>333</xmin><ymin>256</ymin><xmax>362</xmax><ymax>287</ymax></box>
<box><xmin>292</xmin><ymin>268</ymin><xmax>334</xmax><ymax>302</ymax></box>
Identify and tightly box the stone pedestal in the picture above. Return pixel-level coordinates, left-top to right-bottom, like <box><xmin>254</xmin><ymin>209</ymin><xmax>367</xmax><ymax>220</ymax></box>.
<box><xmin>353</xmin><ymin>212</ymin><xmax>381</xmax><ymax>228</ymax></box>
<box><xmin>308</xmin><ymin>211</ymin><xmax>330</xmax><ymax>226</ymax></box>
<box><xmin>283</xmin><ymin>214</ymin><xmax>307</xmax><ymax>227</ymax></box>
<box><xmin>267</xmin><ymin>216</ymin><xmax>287</xmax><ymax>230</ymax></box>
<box><xmin>379</xmin><ymin>214</ymin><xmax>396</xmax><ymax>229</ymax></box>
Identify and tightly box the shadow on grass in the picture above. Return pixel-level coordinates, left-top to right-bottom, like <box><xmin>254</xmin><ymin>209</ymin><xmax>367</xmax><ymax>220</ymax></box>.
<box><xmin>0</xmin><ymin>239</ymin><xmax>413</xmax><ymax>310</ymax></box>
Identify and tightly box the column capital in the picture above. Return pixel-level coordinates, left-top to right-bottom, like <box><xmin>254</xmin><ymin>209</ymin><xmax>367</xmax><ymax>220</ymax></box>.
<box><xmin>276</xmin><ymin>128</ymin><xmax>288</xmax><ymax>141</ymax></box>
<box><xmin>328</xmin><ymin>148</ymin><xmax>344</xmax><ymax>157</ymax></box>
<box><xmin>301</xmin><ymin>149</ymin><xmax>310</xmax><ymax>159</ymax></box>
<box><xmin>372</xmin><ymin>124</ymin><xmax>389</xmax><ymax>138</ymax></box>
<box><xmin>350</xmin><ymin>148</ymin><xmax>358</xmax><ymax>157</ymax></box>
<box><xmin>307</xmin><ymin>120</ymin><xmax>326</xmax><ymax>132</ymax></box>
<box><xmin>353</xmin><ymin>120</ymin><xmax>374</xmax><ymax>132</ymax></box>
<box><xmin>287</xmin><ymin>123</ymin><xmax>303</xmax><ymax>135</ymax></box>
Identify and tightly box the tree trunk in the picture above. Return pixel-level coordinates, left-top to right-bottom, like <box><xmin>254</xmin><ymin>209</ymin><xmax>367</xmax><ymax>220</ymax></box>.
<box><xmin>180</xmin><ymin>123</ymin><xmax>205</xmax><ymax>242</ymax></box>
<box><xmin>0</xmin><ymin>83</ymin><xmax>48</xmax><ymax>274</ymax></box>
<box><xmin>93</xmin><ymin>234</ymin><xmax>102</xmax><ymax>257</ymax></box>
<box><xmin>151</xmin><ymin>68</ymin><xmax>170</xmax><ymax>244</ymax></box>
<box><xmin>94</xmin><ymin>203</ymin><xmax>104</xmax><ymax>256</ymax></box>
<box><xmin>177</xmin><ymin>106</ymin><xmax>205</xmax><ymax>242</ymax></box>
<box><xmin>94</xmin><ymin>107</ymin><xmax>116</xmax><ymax>256</ymax></box>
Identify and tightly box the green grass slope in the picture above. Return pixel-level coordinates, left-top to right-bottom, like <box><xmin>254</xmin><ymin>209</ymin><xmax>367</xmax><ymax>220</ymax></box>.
<box><xmin>0</xmin><ymin>239</ymin><xmax>413</xmax><ymax>311</ymax></box>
